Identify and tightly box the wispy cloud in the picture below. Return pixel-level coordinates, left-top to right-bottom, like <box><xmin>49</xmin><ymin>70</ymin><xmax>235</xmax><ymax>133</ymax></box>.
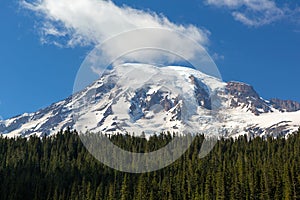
<box><xmin>212</xmin><ymin>52</ymin><xmax>225</xmax><ymax>61</ymax></box>
<box><xmin>21</xmin><ymin>0</ymin><xmax>211</xmax><ymax>64</ymax></box>
<box><xmin>206</xmin><ymin>0</ymin><xmax>298</xmax><ymax>27</ymax></box>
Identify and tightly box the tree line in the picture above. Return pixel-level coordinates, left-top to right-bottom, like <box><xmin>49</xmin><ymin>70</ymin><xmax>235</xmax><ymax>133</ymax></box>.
<box><xmin>0</xmin><ymin>128</ymin><xmax>300</xmax><ymax>199</ymax></box>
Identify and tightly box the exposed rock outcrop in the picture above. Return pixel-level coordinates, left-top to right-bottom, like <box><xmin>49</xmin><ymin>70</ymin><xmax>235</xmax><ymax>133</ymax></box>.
<box><xmin>225</xmin><ymin>81</ymin><xmax>271</xmax><ymax>115</ymax></box>
<box><xmin>270</xmin><ymin>98</ymin><xmax>300</xmax><ymax>112</ymax></box>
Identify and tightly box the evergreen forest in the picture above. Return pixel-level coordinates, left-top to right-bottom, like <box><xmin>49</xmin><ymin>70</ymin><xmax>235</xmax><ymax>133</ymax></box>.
<box><xmin>0</xmin><ymin>129</ymin><xmax>300</xmax><ymax>200</ymax></box>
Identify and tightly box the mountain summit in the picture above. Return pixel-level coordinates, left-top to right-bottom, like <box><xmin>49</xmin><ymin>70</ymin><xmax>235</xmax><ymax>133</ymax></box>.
<box><xmin>1</xmin><ymin>63</ymin><xmax>300</xmax><ymax>138</ymax></box>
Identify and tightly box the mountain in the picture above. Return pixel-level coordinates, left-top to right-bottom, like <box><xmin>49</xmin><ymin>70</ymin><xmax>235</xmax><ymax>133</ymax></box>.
<box><xmin>1</xmin><ymin>63</ymin><xmax>300</xmax><ymax>138</ymax></box>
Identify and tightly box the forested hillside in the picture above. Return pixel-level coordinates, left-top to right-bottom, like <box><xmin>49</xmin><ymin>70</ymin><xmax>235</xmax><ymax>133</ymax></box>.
<box><xmin>0</xmin><ymin>129</ymin><xmax>300</xmax><ymax>200</ymax></box>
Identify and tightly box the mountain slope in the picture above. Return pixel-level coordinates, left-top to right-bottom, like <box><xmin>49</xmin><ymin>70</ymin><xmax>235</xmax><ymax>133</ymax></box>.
<box><xmin>0</xmin><ymin>63</ymin><xmax>299</xmax><ymax>138</ymax></box>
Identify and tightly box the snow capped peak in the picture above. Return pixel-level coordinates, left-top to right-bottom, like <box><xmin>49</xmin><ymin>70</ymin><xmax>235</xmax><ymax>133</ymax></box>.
<box><xmin>0</xmin><ymin>63</ymin><xmax>299</xmax><ymax>138</ymax></box>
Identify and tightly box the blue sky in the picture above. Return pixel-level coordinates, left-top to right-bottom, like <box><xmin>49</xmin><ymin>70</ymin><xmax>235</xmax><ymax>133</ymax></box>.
<box><xmin>0</xmin><ymin>0</ymin><xmax>300</xmax><ymax>119</ymax></box>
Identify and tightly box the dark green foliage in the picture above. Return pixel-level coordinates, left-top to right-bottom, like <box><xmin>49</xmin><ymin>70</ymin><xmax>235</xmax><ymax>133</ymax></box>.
<box><xmin>0</xmin><ymin>129</ymin><xmax>300</xmax><ymax>199</ymax></box>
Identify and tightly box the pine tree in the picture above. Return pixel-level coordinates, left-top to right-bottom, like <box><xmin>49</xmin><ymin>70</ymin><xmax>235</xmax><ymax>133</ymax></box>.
<box><xmin>95</xmin><ymin>183</ymin><xmax>103</xmax><ymax>200</ymax></box>
<box><xmin>120</xmin><ymin>174</ymin><xmax>130</xmax><ymax>200</ymax></box>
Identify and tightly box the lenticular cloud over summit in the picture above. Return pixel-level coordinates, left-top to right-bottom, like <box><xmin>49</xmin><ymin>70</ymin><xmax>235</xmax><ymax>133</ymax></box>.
<box><xmin>22</xmin><ymin>0</ymin><xmax>210</xmax><ymax>63</ymax></box>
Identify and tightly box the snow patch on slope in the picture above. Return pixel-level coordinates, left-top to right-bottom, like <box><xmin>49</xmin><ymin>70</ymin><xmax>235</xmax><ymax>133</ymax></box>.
<box><xmin>0</xmin><ymin>63</ymin><xmax>299</xmax><ymax>138</ymax></box>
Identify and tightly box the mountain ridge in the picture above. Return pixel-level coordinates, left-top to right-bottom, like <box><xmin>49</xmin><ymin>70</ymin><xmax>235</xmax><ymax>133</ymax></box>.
<box><xmin>1</xmin><ymin>63</ymin><xmax>299</xmax><ymax>138</ymax></box>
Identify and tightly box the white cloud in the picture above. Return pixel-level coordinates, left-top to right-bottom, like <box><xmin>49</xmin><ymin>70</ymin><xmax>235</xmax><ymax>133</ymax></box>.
<box><xmin>21</xmin><ymin>0</ymin><xmax>211</xmax><ymax>64</ymax></box>
<box><xmin>206</xmin><ymin>0</ymin><xmax>295</xmax><ymax>26</ymax></box>
<box><xmin>91</xmin><ymin>65</ymin><xmax>103</xmax><ymax>76</ymax></box>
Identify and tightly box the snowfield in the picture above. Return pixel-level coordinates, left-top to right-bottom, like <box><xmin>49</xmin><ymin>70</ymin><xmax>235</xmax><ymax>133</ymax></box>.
<box><xmin>0</xmin><ymin>63</ymin><xmax>299</xmax><ymax>138</ymax></box>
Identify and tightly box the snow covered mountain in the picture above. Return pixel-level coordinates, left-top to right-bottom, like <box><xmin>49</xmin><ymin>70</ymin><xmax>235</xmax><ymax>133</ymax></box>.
<box><xmin>1</xmin><ymin>63</ymin><xmax>300</xmax><ymax>138</ymax></box>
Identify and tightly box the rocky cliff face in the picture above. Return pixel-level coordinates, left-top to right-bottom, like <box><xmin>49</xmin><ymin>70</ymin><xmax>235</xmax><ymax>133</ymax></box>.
<box><xmin>225</xmin><ymin>81</ymin><xmax>272</xmax><ymax>115</ymax></box>
<box><xmin>225</xmin><ymin>81</ymin><xmax>300</xmax><ymax>115</ymax></box>
<box><xmin>189</xmin><ymin>75</ymin><xmax>211</xmax><ymax>109</ymax></box>
<box><xmin>270</xmin><ymin>98</ymin><xmax>300</xmax><ymax>112</ymax></box>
